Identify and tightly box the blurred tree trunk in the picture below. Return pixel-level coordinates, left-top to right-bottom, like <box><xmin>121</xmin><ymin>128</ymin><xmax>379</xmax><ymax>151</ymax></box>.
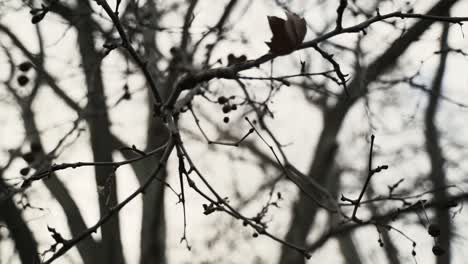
<box><xmin>278</xmin><ymin>1</ymin><xmax>459</xmax><ymax>263</ymax></box>
<box><xmin>328</xmin><ymin>168</ymin><xmax>363</xmax><ymax>264</ymax></box>
<box><xmin>424</xmin><ymin>19</ymin><xmax>451</xmax><ymax>264</ymax></box>
<box><xmin>1</xmin><ymin>20</ymin><xmax>100</xmax><ymax>264</ymax></box>
<box><xmin>74</xmin><ymin>1</ymin><xmax>125</xmax><ymax>263</ymax></box>
<box><xmin>21</xmin><ymin>108</ymin><xmax>100</xmax><ymax>264</ymax></box>
<box><xmin>0</xmin><ymin>171</ymin><xmax>40</xmax><ymax>264</ymax></box>
<box><xmin>107</xmin><ymin>2</ymin><xmax>170</xmax><ymax>263</ymax></box>
<box><xmin>367</xmin><ymin>184</ymin><xmax>401</xmax><ymax>264</ymax></box>
<box><xmin>139</xmin><ymin>2</ymin><xmax>169</xmax><ymax>261</ymax></box>
<box><xmin>43</xmin><ymin>1</ymin><xmax>169</xmax><ymax>262</ymax></box>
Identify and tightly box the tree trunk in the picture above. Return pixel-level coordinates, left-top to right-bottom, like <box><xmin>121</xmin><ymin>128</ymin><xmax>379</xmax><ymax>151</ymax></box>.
<box><xmin>0</xmin><ymin>172</ymin><xmax>40</xmax><ymax>264</ymax></box>
<box><xmin>424</xmin><ymin>18</ymin><xmax>451</xmax><ymax>264</ymax></box>
<box><xmin>329</xmin><ymin>169</ymin><xmax>363</xmax><ymax>264</ymax></box>
<box><xmin>75</xmin><ymin>1</ymin><xmax>125</xmax><ymax>263</ymax></box>
<box><xmin>21</xmin><ymin>107</ymin><xmax>99</xmax><ymax>264</ymax></box>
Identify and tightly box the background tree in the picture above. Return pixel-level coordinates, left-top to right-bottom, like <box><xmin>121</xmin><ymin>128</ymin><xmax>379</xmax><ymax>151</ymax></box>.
<box><xmin>1</xmin><ymin>0</ymin><xmax>468</xmax><ymax>263</ymax></box>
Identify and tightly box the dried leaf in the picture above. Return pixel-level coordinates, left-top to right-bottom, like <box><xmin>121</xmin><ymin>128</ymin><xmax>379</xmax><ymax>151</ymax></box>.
<box><xmin>266</xmin><ymin>12</ymin><xmax>307</xmax><ymax>55</ymax></box>
<box><xmin>285</xmin><ymin>12</ymin><xmax>307</xmax><ymax>46</ymax></box>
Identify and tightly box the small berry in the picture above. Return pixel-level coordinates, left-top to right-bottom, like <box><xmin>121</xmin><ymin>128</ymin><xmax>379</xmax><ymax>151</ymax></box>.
<box><xmin>411</xmin><ymin>250</ymin><xmax>416</xmax><ymax>256</ymax></box>
<box><xmin>252</xmin><ymin>233</ymin><xmax>258</xmax><ymax>238</ymax></box>
<box><xmin>223</xmin><ymin>116</ymin><xmax>229</xmax><ymax>123</ymax></box>
<box><xmin>432</xmin><ymin>245</ymin><xmax>445</xmax><ymax>256</ymax></box>
<box><xmin>18</xmin><ymin>62</ymin><xmax>33</xmax><ymax>72</ymax></box>
<box><xmin>20</xmin><ymin>167</ymin><xmax>30</xmax><ymax>176</ymax></box>
<box><xmin>17</xmin><ymin>75</ymin><xmax>29</xmax><ymax>86</ymax></box>
<box><xmin>217</xmin><ymin>96</ymin><xmax>228</xmax><ymax>104</ymax></box>
<box><xmin>222</xmin><ymin>104</ymin><xmax>231</xmax><ymax>113</ymax></box>
<box><xmin>378</xmin><ymin>239</ymin><xmax>384</xmax><ymax>247</ymax></box>
<box><xmin>231</xmin><ymin>104</ymin><xmax>237</xmax><ymax>110</ymax></box>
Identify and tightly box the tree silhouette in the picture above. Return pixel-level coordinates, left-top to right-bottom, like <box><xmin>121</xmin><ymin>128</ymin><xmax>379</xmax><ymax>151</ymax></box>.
<box><xmin>1</xmin><ymin>0</ymin><xmax>468</xmax><ymax>263</ymax></box>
